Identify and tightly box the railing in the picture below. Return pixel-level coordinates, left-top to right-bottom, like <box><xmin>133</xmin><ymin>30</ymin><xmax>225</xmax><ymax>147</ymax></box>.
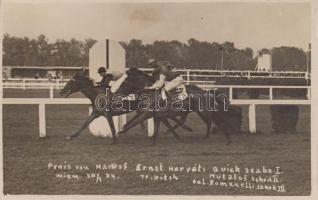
<box><xmin>3</xmin><ymin>68</ymin><xmax>311</xmax><ymax>91</ymax></box>
<box><xmin>4</xmin><ymin>68</ymin><xmax>311</xmax><ymax>83</ymax></box>
<box><xmin>140</xmin><ymin>68</ymin><xmax>311</xmax><ymax>80</ymax></box>
<box><xmin>3</xmin><ymin>84</ymin><xmax>311</xmax><ymax>136</ymax></box>
<box><xmin>3</xmin><ymin>68</ymin><xmax>311</xmax><ymax>136</ymax></box>
<box><xmin>3</xmin><ymin>80</ymin><xmax>311</xmax><ymax>102</ymax></box>
<box><xmin>2</xmin><ymin>92</ymin><xmax>310</xmax><ymax>138</ymax></box>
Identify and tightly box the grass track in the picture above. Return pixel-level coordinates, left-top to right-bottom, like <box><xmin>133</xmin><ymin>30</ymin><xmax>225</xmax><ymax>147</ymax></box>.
<box><xmin>2</xmin><ymin>103</ymin><xmax>310</xmax><ymax>195</ymax></box>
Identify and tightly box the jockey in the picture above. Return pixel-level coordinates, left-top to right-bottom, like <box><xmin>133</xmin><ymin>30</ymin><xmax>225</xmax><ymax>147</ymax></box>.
<box><xmin>96</xmin><ymin>66</ymin><xmax>128</xmax><ymax>94</ymax></box>
<box><xmin>96</xmin><ymin>67</ymin><xmax>113</xmax><ymax>89</ymax></box>
<box><xmin>145</xmin><ymin>59</ymin><xmax>186</xmax><ymax>100</ymax></box>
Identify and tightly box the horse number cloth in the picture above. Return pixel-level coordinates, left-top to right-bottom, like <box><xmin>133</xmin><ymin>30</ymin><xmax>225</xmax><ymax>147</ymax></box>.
<box><xmin>163</xmin><ymin>75</ymin><xmax>188</xmax><ymax>101</ymax></box>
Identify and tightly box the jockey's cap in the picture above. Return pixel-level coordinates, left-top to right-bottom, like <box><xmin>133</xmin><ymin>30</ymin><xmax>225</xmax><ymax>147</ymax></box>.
<box><xmin>98</xmin><ymin>67</ymin><xmax>106</xmax><ymax>74</ymax></box>
<box><xmin>148</xmin><ymin>58</ymin><xmax>156</xmax><ymax>65</ymax></box>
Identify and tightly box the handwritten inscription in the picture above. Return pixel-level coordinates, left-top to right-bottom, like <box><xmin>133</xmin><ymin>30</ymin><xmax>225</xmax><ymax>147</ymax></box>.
<box><xmin>192</xmin><ymin>164</ymin><xmax>285</xmax><ymax>192</ymax></box>
<box><xmin>47</xmin><ymin>162</ymin><xmax>286</xmax><ymax>193</ymax></box>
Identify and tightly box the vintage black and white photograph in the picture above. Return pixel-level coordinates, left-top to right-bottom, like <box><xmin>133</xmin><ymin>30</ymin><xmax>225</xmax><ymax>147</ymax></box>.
<box><xmin>1</xmin><ymin>0</ymin><xmax>315</xmax><ymax>197</ymax></box>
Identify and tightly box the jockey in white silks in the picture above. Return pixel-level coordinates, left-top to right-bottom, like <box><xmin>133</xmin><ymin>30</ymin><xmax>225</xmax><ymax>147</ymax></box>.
<box><xmin>145</xmin><ymin>59</ymin><xmax>187</xmax><ymax>100</ymax></box>
<box><xmin>109</xmin><ymin>69</ymin><xmax>127</xmax><ymax>94</ymax></box>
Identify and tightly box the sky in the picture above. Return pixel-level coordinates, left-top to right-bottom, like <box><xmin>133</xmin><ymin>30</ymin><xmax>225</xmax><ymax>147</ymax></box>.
<box><xmin>3</xmin><ymin>1</ymin><xmax>310</xmax><ymax>52</ymax></box>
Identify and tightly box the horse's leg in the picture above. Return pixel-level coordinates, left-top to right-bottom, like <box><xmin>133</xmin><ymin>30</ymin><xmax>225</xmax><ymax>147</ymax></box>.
<box><xmin>224</xmin><ymin>115</ymin><xmax>234</xmax><ymax>144</ymax></box>
<box><xmin>66</xmin><ymin>112</ymin><xmax>98</xmax><ymax>139</ymax></box>
<box><xmin>163</xmin><ymin>117</ymin><xmax>182</xmax><ymax>135</ymax></box>
<box><xmin>205</xmin><ymin>119</ymin><xmax>212</xmax><ymax>139</ymax></box>
<box><xmin>119</xmin><ymin>111</ymin><xmax>147</xmax><ymax>133</ymax></box>
<box><xmin>211</xmin><ymin>121</ymin><xmax>217</xmax><ymax>134</ymax></box>
<box><xmin>136</xmin><ymin>109</ymin><xmax>146</xmax><ymax>132</ymax></box>
<box><xmin>195</xmin><ymin>111</ymin><xmax>212</xmax><ymax>139</ymax></box>
<box><xmin>118</xmin><ymin>112</ymin><xmax>153</xmax><ymax>135</ymax></box>
<box><xmin>221</xmin><ymin>125</ymin><xmax>232</xmax><ymax>145</ymax></box>
<box><xmin>140</xmin><ymin>121</ymin><xmax>146</xmax><ymax>132</ymax></box>
<box><xmin>160</xmin><ymin>118</ymin><xmax>180</xmax><ymax>140</ymax></box>
<box><xmin>194</xmin><ymin>111</ymin><xmax>213</xmax><ymax>138</ymax></box>
<box><xmin>173</xmin><ymin>115</ymin><xmax>192</xmax><ymax>132</ymax></box>
<box><xmin>163</xmin><ymin>114</ymin><xmax>191</xmax><ymax>135</ymax></box>
<box><xmin>152</xmin><ymin>117</ymin><xmax>161</xmax><ymax>145</ymax></box>
<box><xmin>121</xmin><ymin>111</ymin><xmax>143</xmax><ymax>131</ymax></box>
<box><xmin>105</xmin><ymin>115</ymin><xmax>117</xmax><ymax>145</ymax></box>
<box><xmin>212</xmin><ymin>113</ymin><xmax>232</xmax><ymax>145</ymax></box>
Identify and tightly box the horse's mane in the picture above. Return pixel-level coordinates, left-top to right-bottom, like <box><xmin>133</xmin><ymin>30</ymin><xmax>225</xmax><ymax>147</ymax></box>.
<box><xmin>127</xmin><ymin>68</ymin><xmax>155</xmax><ymax>83</ymax></box>
<box><xmin>73</xmin><ymin>73</ymin><xmax>95</xmax><ymax>86</ymax></box>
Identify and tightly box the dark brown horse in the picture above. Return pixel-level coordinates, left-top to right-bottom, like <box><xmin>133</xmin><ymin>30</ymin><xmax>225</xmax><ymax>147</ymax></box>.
<box><xmin>59</xmin><ymin>72</ymin><xmax>191</xmax><ymax>144</ymax></box>
<box><xmin>116</xmin><ymin>68</ymin><xmax>238</xmax><ymax>145</ymax></box>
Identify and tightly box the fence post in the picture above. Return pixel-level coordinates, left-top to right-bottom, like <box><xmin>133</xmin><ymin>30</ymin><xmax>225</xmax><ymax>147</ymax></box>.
<box><xmin>186</xmin><ymin>69</ymin><xmax>190</xmax><ymax>85</ymax></box>
<box><xmin>269</xmin><ymin>87</ymin><xmax>273</xmax><ymax>100</ymax></box>
<box><xmin>248</xmin><ymin>104</ymin><xmax>256</xmax><ymax>134</ymax></box>
<box><xmin>229</xmin><ymin>87</ymin><xmax>233</xmax><ymax>101</ymax></box>
<box><xmin>307</xmin><ymin>87</ymin><xmax>311</xmax><ymax>100</ymax></box>
<box><xmin>39</xmin><ymin>103</ymin><xmax>46</xmax><ymax>138</ymax></box>
<box><xmin>49</xmin><ymin>85</ymin><xmax>54</xmax><ymax>99</ymax></box>
<box><xmin>56</xmin><ymin>79</ymin><xmax>60</xmax><ymax>89</ymax></box>
<box><xmin>22</xmin><ymin>79</ymin><xmax>26</xmax><ymax>90</ymax></box>
<box><xmin>148</xmin><ymin>118</ymin><xmax>154</xmax><ymax>137</ymax></box>
<box><xmin>88</xmin><ymin>105</ymin><xmax>93</xmax><ymax>114</ymax></box>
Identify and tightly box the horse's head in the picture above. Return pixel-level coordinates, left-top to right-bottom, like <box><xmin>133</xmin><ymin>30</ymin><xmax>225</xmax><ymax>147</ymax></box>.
<box><xmin>60</xmin><ymin>72</ymin><xmax>94</xmax><ymax>97</ymax></box>
<box><xmin>116</xmin><ymin>68</ymin><xmax>155</xmax><ymax>95</ymax></box>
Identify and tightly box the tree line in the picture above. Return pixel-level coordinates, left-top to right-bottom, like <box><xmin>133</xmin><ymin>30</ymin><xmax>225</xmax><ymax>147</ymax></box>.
<box><xmin>3</xmin><ymin>34</ymin><xmax>310</xmax><ymax>71</ymax></box>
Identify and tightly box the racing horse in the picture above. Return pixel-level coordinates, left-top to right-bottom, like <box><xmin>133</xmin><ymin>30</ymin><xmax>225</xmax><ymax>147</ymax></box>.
<box><xmin>116</xmin><ymin>68</ymin><xmax>237</xmax><ymax>145</ymax></box>
<box><xmin>59</xmin><ymin>72</ymin><xmax>191</xmax><ymax>144</ymax></box>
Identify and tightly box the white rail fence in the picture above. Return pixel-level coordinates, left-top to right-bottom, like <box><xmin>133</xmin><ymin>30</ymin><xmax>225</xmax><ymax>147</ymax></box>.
<box><xmin>3</xmin><ymin>68</ymin><xmax>311</xmax><ymax>137</ymax></box>
<box><xmin>5</xmin><ymin>66</ymin><xmax>311</xmax><ymax>79</ymax></box>
<box><xmin>3</xmin><ymin>84</ymin><xmax>311</xmax><ymax>137</ymax></box>
<box><xmin>3</xmin><ymin>68</ymin><xmax>311</xmax><ymax>85</ymax></box>
<box><xmin>3</xmin><ymin>81</ymin><xmax>311</xmax><ymax>100</ymax></box>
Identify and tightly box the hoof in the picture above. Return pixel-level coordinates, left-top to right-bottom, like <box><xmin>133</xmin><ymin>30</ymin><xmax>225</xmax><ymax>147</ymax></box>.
<box><xmin>118</xmin><ymin>130</ymin><xmax>125</xmax><ymax>135</ymax></box>
<box><xmin>66</xmin><ymin>136</ymin><xmax>74</xmax><ymax>140</ymax></box>
<box><xmin>150</xmin><ymin>138</ymin><xmax>156</xmax><ymax>146</ymax></box>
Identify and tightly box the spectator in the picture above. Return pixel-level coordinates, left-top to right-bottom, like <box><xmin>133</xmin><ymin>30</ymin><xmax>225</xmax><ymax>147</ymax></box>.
<box><xmin>56</xmin><ymin>70</ymin><xmax>63</xmax><ymax>79</ymax></box>
<box><xmin>34</xmin><ymin>73</ymin><xmax>40</xmax><ymax>79</ymax></box>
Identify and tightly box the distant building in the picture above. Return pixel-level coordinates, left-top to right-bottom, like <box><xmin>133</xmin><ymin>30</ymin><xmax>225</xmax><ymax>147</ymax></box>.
<box><xmin>255</xmin><ymin>52</ymin><xmax>272</xmax><ymax>72</ymax></box>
